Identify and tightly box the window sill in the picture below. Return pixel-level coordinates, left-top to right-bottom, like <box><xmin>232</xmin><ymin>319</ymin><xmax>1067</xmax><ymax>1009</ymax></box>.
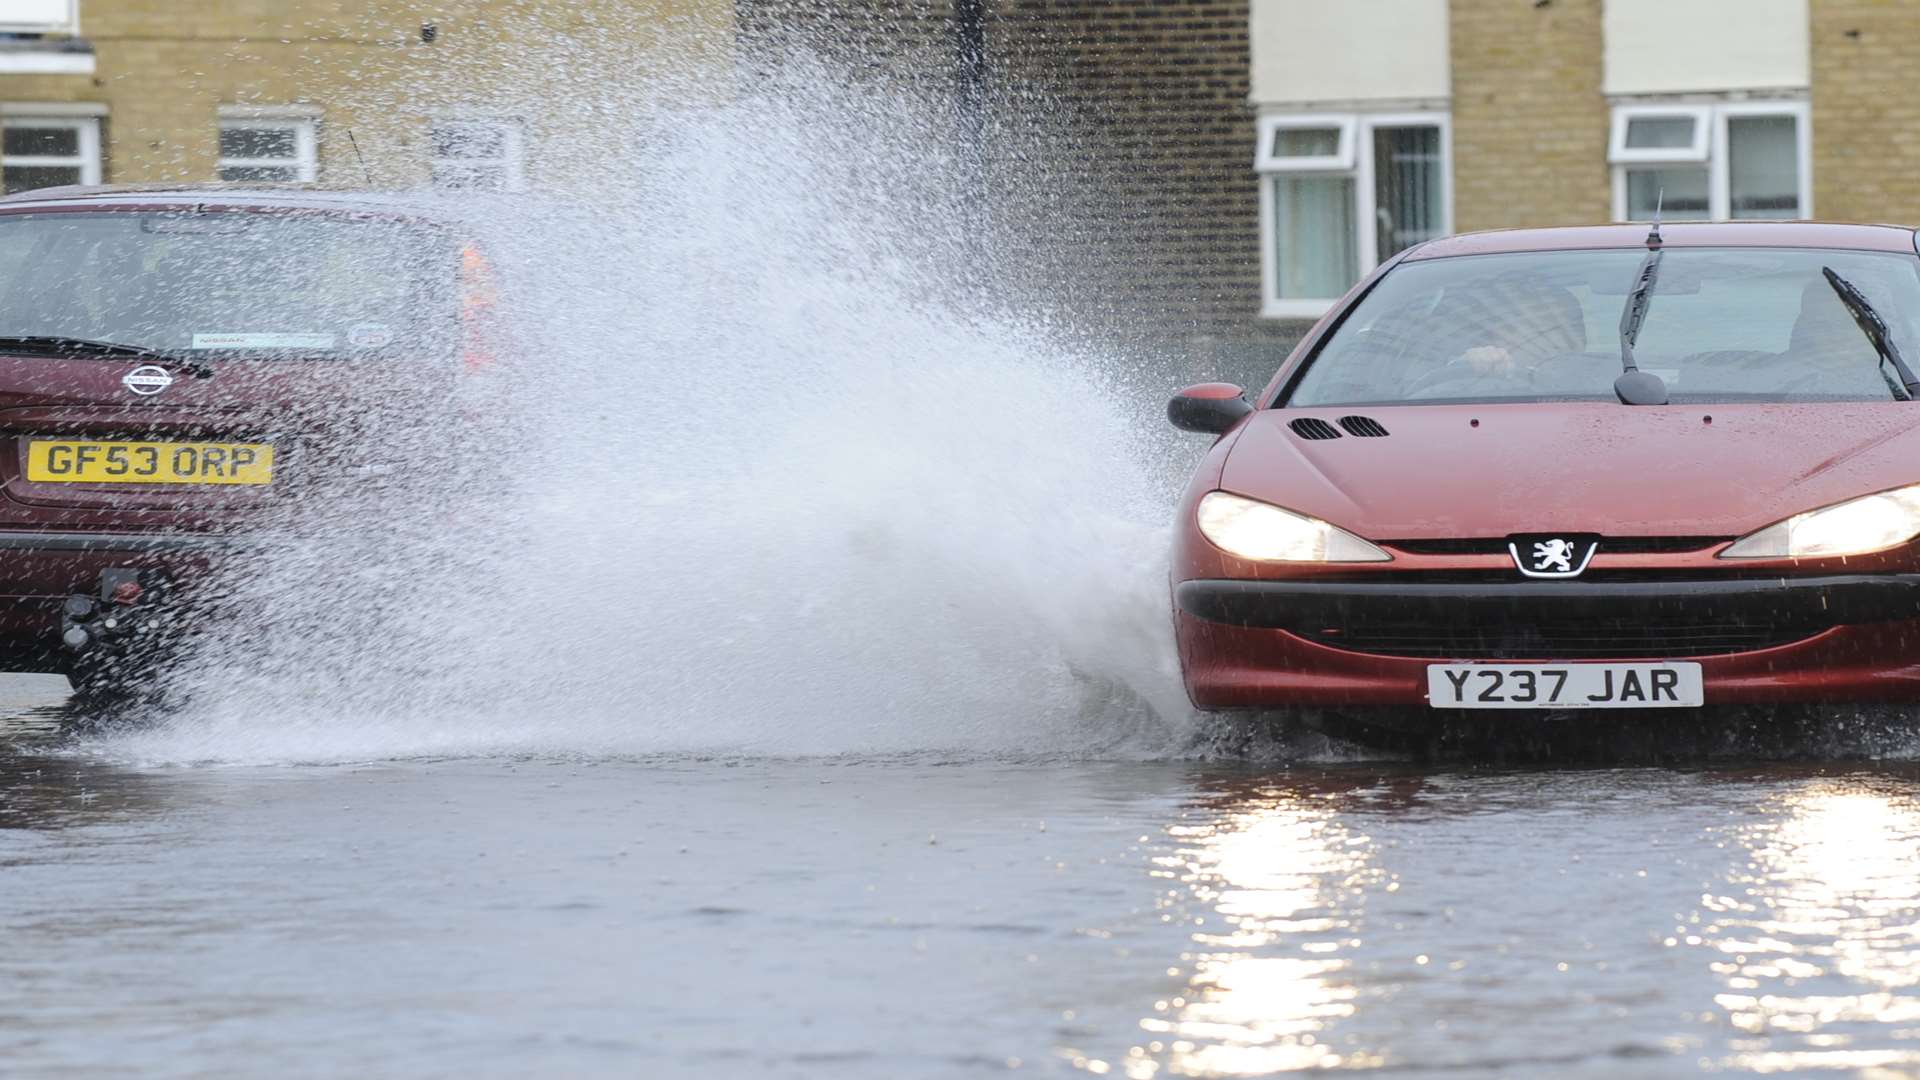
<box><xmin>0</xmin><ymin>40</ymin><xmax>93</xmax><ymax>75</ymax></box>
<box><xmin>1262</xmin><ymin>298</ymin><xmax>1335</xmax><ymax>320</ymax></box>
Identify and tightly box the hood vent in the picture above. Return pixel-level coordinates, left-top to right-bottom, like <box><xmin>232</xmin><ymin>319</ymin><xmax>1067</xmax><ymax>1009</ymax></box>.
<box><xmin>1288</xmin><ymin>417</ymin><xmax>1344</xmax><ymax>441</ymax></box>
<box><xmin>1338</xmin><ymin>415</ymin><xmax>1389</xmax><ymax>438</ymax></box>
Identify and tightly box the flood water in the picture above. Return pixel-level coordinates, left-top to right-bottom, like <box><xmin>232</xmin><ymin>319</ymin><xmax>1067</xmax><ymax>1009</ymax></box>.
<box><xmin>0</xmin><ymin>675</ymin><xmax>1910</xmax><ymax>1078</ymax></box>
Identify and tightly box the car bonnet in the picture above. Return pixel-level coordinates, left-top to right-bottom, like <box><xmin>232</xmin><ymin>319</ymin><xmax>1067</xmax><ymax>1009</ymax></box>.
<box><xmin>1218</xmin><ymin>402</ymin><xmax>1920</xmax><ymax>541</ymax></box>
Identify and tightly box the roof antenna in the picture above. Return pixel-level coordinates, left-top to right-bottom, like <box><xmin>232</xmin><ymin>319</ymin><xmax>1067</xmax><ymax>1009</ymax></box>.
<box><xmin>345</xmin><ymin>129</ymin><xmax>373</xmax><ymax>188</ymax></box>
<box><xmin>1646</xmin><ymin>187</ymin><xmax>1664</xmax><ymax>251</ymax></box>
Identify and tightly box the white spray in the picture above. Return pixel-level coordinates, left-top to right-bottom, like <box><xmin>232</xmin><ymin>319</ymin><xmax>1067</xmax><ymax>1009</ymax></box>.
<box><xmin>95</xmin><ymin>60</ymin><xmax>1205</xmax><ymax>763</ymax></box>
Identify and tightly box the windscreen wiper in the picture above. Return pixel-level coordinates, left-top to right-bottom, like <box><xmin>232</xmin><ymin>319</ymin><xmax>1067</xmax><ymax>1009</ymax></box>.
<box><xmin>0</xmin><ymin>336</ymin><xmax>212</xmax><ymax>378</ymax></box>
<box><xmin>1820</xmin><ymin>267</ymin><xmax>1920</xmax><ymax>401</ymax></box>
<box><xmin>1613</xmin><ymin>210</ymin><xmax>1670</xmax><ymax>405</ymax></box>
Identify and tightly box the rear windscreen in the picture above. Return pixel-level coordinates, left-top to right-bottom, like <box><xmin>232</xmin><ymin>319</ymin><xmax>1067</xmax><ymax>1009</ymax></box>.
<box><xmin>0</xmin><ymin>209</ymin><xmax>461</xmax><ymax>358</ymax></box>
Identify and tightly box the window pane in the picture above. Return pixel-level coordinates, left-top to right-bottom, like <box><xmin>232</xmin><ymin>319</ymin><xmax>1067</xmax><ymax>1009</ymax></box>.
<box><xmin>1623</xmin><ymin>116</ymin><xmax>1697</xmax><ymax>150</ymax></box>
<box><xmin>3</xmin><ymin>166</ymin><xmax>80</xmax><ymax>193</ymax></box>
<box><xmin>1625</xmin><ymin>166</ymin><xmax>1709</xmax><ymax>220</ymax></box>
<box><xmin>219</xmin><ymin>125</ymin><xmax>297</xmax><ymax>161</ymax></box>
<box><xmin>3</xmin><ymin>125</ymin><xmax>78</xmax><ymax>158</ymax></box>
<box><xmin>219</xmin><ymin>164</ymin><xmax>299</xmax><ymax>183</ymax></box>
<box><xmin>1373</xmin><ymin>125</ymin><xmax>1443</xmax><ymax>262</ymax></box>
<box><xmin>432</xmin><ymin>124</ymin><xmax>506</xmax><ymax>161</ymax></box>
<box><xmin>431</xmin><ymin>163</ymin><xmax>506</xmax><ymax>191</ymax></box>
<box><xmin>1729</xmin><ymin>115</ymin><xmax>1800</xmax><ymax>219</ymax></box>
<box><xmin>1272</xmin><ymin>175</ymin><xmax>1357</xmax><ymax>299</ymax></box>
<box><xmin>1270</xmin><ymin>127</ymin><xmax>1340</xmax><ymax>159</ymax></box>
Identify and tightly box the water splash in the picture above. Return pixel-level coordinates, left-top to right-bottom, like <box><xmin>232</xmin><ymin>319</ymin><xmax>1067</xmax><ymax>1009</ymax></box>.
<box><xmin>91</xmin><ymin>58</ymin><xmax>1204</xmax><ymax>764</ymax></box>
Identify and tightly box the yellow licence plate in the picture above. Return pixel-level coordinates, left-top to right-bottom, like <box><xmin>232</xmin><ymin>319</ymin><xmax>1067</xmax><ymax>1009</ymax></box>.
<box><xmin>25</xmin><ymin>440</ymin><xmax>275</xmax><ymax>485</ymax></box>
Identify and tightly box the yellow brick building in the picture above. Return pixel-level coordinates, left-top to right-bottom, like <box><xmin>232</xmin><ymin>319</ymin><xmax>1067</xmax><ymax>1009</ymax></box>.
<box><xmin>0</xmin><ymin>0</ymin><xmax>732</xmax><ymax>193</ymax></box>
<box><xmin>14</xmin><ymin>0</ymin><xmax>1920</xmax><ymax>351</ymax></box>
<box><xmin>1250</xmin><ymin>0</ymin><xmax>1917</xmax><ymax>325</ymax></box>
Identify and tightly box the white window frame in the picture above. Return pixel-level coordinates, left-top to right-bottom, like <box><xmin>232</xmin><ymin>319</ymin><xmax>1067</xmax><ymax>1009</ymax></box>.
<box><xmin>0</xmin><ymin>0</ymin><xmax>78</xmax><ymax>35</ymax></box>
<box><xmin>1254</xmin><ymin>113</ymin><xmax>1357</xmax><ymax>173</ymax></box>
<box><xmin>0</xmin><ymin>51</ymin><xmax>94</xmax><ymax>76</ymax></box>
<box><xmin>0</xmin><ymin>108</ymin><xmax>101</xmax><ymax>190</ymax></box>
<box><xmin>1256</xmin><ymin>111</ymin><xmax>1452</xmax><ymax>320</ymax></box>
<box><xmin>1609</xmin><ymin>100</ymin><xmax>1811</xmax><ymax>222</ymax></box>
<box><xmin>1608</xmin><ymin>105</ymin><xmax>1711</xmax><ymax>164</ymax></box>
<box><xmin>428</xmin><ymin>118</ymin><xmax>525</xmax><ymax>193</ymax></box>
<box><xmin>216</xmin><ymin>112</ymin><xmax>318</xmax><ymax>184</ymax></box>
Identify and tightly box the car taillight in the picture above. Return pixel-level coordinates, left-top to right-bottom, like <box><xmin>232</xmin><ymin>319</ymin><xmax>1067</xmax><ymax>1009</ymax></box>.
<box><xmin>459</xmin><ymin>242</ymin><xmax>501</xmax><ymax>374</ymax></box>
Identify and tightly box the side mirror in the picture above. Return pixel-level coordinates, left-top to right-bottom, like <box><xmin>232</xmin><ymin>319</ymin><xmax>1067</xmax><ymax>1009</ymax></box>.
<box><xmin>1168</xmin><ymin>383</ymin><xmax>1253</xmax><ymax>435</ymax></box>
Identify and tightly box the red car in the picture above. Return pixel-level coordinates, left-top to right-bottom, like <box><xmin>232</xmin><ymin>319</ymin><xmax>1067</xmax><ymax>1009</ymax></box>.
<box><xmin>1170</xmin><ymin>221</ymin><xmax>1920</xmax><ymax>727</ymax></box>
<box><xmin>0</xmin><ymin>184</ymin><xmax>500</xmax><ymax>700</ymax></box>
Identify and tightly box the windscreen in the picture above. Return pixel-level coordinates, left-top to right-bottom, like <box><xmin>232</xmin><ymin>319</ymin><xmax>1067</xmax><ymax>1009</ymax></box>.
<box><xmin>1288</xmin><ymin>247</ymin><xmax>1920</xmax><ymax>406</ymax></box>
<box><xmin>0</xmin><ymin>209</ymin><xmax>460</xmax><ymax>359</ymax></box>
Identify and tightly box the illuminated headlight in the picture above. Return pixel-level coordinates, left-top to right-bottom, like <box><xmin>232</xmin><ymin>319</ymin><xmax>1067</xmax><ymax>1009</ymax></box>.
<box><xmin>1196</xmin><ymin>491</ymin><xmax>1391</xmax><ymax>563</ymax></box>
<box><xmin>1720</xmin><ymin>482</ymin><xmax>1920</xmax><ymax>559</ymax></box>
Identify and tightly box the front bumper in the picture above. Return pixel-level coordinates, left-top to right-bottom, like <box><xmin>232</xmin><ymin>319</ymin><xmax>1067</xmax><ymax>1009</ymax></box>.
<box><xmin>1174</xmin><ymin>575</ymin><xmax>1920</xmax><ymax>707</ymax></box>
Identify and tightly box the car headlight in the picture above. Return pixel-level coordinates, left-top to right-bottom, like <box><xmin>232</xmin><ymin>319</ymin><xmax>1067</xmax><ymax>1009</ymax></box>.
<box><xmin>1196</xmin><ymin>491</ymin><xmax>1391</xmax><ymax>563</ymax></box>
<box><xmin>1720</xmin><ymin>482</ymin><xmax>1920</xmax><ymax>559</ymax></box>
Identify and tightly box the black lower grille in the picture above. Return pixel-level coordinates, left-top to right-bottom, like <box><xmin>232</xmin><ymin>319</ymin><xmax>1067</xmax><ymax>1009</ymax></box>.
<box><xmin>1295</xmin><ymin>621</ymin><xmax>1833</xmax><ymax>659</ymax></box>
<box><xmin>1175</xmin><ymin>575</ymin><xmax>1920</xmax><ymax>661</ymax></box>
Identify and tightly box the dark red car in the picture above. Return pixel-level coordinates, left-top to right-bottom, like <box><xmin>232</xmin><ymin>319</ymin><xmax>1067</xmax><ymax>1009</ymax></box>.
<box><xmin>1170</xmin><ymin>222</ymin><xmax>1920</xmax><ymax>725</ymax></box>
<box><xmin>0</xmin><ymin>184</ymin><xmax>498</xmax><ymax>699</ymax></box>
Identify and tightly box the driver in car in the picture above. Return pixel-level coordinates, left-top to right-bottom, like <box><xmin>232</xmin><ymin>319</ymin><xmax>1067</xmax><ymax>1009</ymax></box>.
<box><xmin>1445</xmin><ymin>276</ymin><xmax>1586</xmax><ymax>377</ymax></box>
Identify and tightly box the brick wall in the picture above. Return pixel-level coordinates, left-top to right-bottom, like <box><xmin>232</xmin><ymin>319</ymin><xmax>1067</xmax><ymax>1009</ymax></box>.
<box><xmin>1449</xmin><ymin>0</ymin><xmax>1610</xmax><ymax>232</ymax></box>
<box><xmin>989</xmin><ymin>1</ymin><xmax>1287</xmax><ymax>375</ymax></box>
<box><xmin>735</xmin><ymin>0</ymin><xmax>959</xmax><ymax>84</ymax></box>
<box><xmin>1809</xmin><ymin>0</ymin><xmax>1920</xmax><ymax>224</ymax></box>
<box><xmin>739</xmin><ymin>0</ymin><xmax>1298</xmax><ymax>387</ymax></box>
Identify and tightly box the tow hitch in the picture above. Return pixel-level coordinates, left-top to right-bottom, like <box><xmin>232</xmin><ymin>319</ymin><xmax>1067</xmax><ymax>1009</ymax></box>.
<box><xmin>61</xmin><ymin>569</ymin><xmax>170</xmax><ymax>657</ymax></box>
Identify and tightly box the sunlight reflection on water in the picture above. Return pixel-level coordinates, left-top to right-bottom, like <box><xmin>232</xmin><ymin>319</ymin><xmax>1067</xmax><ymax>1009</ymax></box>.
<box><xmin>1711</xmin><ymin>785</ymin><xmax>1920</xmax><ymax>1073</ymax></box>
<box><xmin>1127</xmin><ymin>791</ymin><xmax>1384</xmax><ymax>1077</ymax></box>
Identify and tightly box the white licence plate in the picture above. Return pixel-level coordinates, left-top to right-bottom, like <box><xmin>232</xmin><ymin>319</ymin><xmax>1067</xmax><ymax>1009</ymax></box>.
<box><xmin>1426</xmin><ymin>663</ymin><xmax>1703</xmax><ymax>710</ymax></box>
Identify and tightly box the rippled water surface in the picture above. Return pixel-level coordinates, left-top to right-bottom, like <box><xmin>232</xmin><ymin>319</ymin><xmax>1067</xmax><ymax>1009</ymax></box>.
<box><xmin>0</xmin><ymin>676</ymin><xmax>1912</xmax><ymax>1077</ymax></box>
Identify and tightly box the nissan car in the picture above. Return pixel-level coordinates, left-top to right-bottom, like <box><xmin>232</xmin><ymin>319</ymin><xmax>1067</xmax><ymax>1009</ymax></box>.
<box><xmin>1169</xmin><ymin>221</ymin><xmax>1920</xmax><ymax>731</ymax></box>
<box><xmin>0</xmin><ymin>183</ymin><xmax>502</xmax><ymax>702</ymax></box>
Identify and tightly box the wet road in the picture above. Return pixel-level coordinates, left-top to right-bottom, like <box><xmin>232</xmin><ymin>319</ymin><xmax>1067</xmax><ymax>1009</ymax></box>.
<box><xmin>2</xmin><ymin>679</ymin><xmax>1919</xmax><ymax>1077</ymax></box>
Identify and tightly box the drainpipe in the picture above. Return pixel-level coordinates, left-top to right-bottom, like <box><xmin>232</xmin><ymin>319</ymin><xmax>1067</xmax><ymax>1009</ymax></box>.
<box><xmin>952</xmin><ymin>0</ymin><xmax>989</xmax><ymax>282</ymax></box>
